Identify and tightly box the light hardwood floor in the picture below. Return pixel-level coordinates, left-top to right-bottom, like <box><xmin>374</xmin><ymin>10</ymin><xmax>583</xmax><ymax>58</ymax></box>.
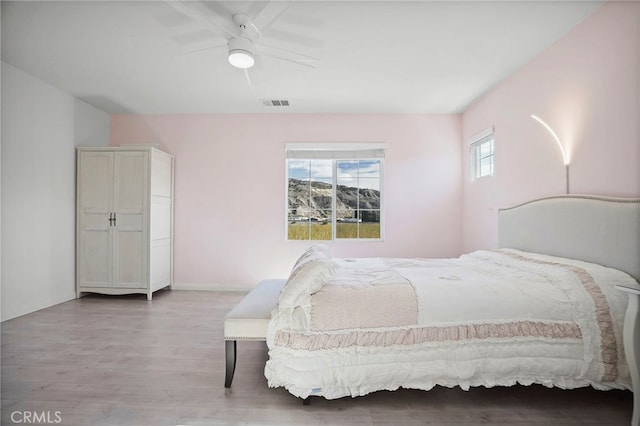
<box><xmin>2</xmin><ymin>290</ymin><xmax>633</xmax><ymax>425</ymax></box>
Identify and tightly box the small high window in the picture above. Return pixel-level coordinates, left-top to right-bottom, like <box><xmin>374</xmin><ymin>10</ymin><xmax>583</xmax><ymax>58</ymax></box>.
<box><xmin>470</xmin><ymin>128</ymin><xmax>494</xmax><ymax>179</ymax></box>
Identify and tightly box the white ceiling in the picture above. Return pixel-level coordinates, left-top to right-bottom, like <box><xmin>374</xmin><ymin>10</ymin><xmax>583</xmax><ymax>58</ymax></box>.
<box><xmin>1</xmin><ymin>0</ymin><xmax>604</xmax><ymax>114</ymax></box>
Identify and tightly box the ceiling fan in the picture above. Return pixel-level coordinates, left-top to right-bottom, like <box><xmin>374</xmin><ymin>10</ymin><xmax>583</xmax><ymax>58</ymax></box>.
<box><xmin>166</xmin><ymin>0</ymin><xmax>318</xmax><ymax>85</ymax></box>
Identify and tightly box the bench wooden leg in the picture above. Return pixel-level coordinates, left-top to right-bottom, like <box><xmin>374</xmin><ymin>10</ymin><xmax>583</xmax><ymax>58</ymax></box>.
<box><xmin>225</xmin><ymin>340</ymin><xmax>237</xmax><ymax>388</ymax></box>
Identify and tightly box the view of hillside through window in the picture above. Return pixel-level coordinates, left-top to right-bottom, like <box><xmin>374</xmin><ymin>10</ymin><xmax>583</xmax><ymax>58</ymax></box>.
<box><xmin>287</xmin><ymin>159</ymin><xmax>382</xmax><ymax>240</ymax></box>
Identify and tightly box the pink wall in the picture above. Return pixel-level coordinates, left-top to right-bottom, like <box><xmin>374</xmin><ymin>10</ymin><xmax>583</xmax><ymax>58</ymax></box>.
<box><xmin>110</xmin><ymin>2</ymin><xmax>639</xmax><ymax>285</ymax></box>
<box><xmin>461</xmin><ymin>1</ymin><xmax>640</xmax><ymax>252</ymax></box>
<box><xmin>111</xmin><ymin>114</ymin><xmax>462</xmax><ymax>288</ymax></box>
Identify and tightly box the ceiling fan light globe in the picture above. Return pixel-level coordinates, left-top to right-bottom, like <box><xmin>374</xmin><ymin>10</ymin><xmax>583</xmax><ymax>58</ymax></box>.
<box><xmin>228</xmin><ymin>50</ymin><xmax>255</xmax><ymax>69</ymax></box>
<box><xmin>228</xmin><ymin>37</ymin><xmax>256</xmax><ymax>69</ymax></box>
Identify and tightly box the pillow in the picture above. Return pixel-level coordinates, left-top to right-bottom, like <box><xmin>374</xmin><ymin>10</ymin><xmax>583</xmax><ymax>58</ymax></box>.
<box><xmin>278</xmin><ymin>245</ymin><xmax>334</xmax><ymax>311</ymax></box>
<box><xmin>278</xmin><ymin>258</ymin><xmax>335</xmax><ymax>311</ymax></box>
<box><xmin>288</xmin><ymin>244</ymin><xmax>332</xmax><ymax>281</ymax></box>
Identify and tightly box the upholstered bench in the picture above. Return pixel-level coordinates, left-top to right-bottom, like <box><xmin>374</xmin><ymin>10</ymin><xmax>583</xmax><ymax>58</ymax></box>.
<box><xmin>223</xmin><ymin>278</ymin><xmax>287</xmax><ymax>388</ymax></box>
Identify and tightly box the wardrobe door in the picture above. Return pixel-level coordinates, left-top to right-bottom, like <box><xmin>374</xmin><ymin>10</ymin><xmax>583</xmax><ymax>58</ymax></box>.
<box><xmin>150</xmin><ymin>150</ymin><xmax>173</xmax><ymax>292</ymax></box>
<box><xmin>112</xmin><ymin>151</ymin><xmax>149</xmax><ymax>289</ymax></box>
<box><xmin>77</xmin><ymin>151</ymin><xmax>114</xmax><ymax>288</ymax></box>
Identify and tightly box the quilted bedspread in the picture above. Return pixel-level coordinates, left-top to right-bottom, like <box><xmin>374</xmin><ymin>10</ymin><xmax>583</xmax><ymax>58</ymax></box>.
<box><xmin>265</xmin><ymin>247</ymin><xmax>634</xmax><ymax>399</ymax></box>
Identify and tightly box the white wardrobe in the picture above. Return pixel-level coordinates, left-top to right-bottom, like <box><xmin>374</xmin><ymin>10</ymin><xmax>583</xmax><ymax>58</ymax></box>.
<box><xmin>76</xmin><ymin>146</ymin><xmax>174</xmax><ymax>300</ymax></box>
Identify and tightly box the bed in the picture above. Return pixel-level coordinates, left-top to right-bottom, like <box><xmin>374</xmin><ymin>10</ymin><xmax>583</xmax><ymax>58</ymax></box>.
<box><xmin>264</xmin><ymin>195</ymin><xmax>640</xmax><ymax>424</ymax></box>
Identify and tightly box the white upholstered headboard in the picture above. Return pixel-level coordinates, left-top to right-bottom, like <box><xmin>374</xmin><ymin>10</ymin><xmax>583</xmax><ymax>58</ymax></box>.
<box><xmin>498</xmin><ymin>195</ymin><xmax>640</xmax><ymax>282</ymax></box>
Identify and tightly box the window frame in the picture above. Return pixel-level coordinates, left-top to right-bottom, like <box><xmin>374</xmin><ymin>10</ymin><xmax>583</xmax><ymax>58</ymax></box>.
<box><xmin>469</xmin><ymin>128</ymin><xmax>495</xmax><ymax>180</ymax></box>
<box><xmin>285</xmin><ymin>143</ymin><xmax>385</xmax><ymax>242</ymax></box>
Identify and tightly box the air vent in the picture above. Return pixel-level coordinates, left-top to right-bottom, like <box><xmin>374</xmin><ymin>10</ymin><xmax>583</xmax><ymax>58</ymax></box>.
<box><xmin>262</xmin><ymin>99</ymin><xmax>290</xmax><ymax>107</ymax></box>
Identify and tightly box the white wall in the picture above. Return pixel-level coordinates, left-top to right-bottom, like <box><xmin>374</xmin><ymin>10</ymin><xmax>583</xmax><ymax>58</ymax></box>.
<box><xmin>1</xmin><ymin>62</ymin><xmax>110</xmax><ymax>321</ymax></box>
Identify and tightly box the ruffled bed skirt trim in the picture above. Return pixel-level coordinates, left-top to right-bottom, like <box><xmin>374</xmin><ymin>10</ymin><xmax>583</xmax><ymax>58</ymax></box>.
<box><xmin>275</xmin><ymin>320</ymin><xmax>582</xmax><ymax>351</ymax></box>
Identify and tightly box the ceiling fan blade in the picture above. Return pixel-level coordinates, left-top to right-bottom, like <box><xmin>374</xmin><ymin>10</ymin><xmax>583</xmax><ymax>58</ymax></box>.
<box><xmin>198</xmin><ymin>1</ymin><xmax>235</xmax><ymax>24</ymax></box>
<box><xmin>244</xmin><ymin>69</ymin><xmax>253</xmax><ymax>86</ymax></box>
<box><xmin>172</xmin><ymin>29</ymin><xmax>222</xmax><ymax>46</ymax></box>
<box><xmin>258</xmin><ymin>43</ymin><xmax>318</xmax><ymax>68</ymax></box>
<box><xmin>261</xmin><ymin>52</ymin><xmax>317</xmax><ymax>69</ymax></box>
<box><xmin>165</xmin><ymin>0</ymin><xmax>236</xmax><ymax>39</ymax></box>
<box><xmin>175</xmin><ymin>43</ymin><xmax>227</xmax><ymax>58</ymax></box>
<box><xmin>250</xmin><ymin>1</ymin><xmax>290</xmax><ymax>36</ymax></box>
<box><xmin>257</xmin><ymin>27</ymin><xmax>324</xmax><ymax>50</ymax></box>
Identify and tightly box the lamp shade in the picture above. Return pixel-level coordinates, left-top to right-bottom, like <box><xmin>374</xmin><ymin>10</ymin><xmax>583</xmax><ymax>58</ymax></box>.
<box><xmin>530</xmin><ymin>115</ymin><xmax>569</xmax><ymax>165</ymax></box>
<box><xmin>531</xmin><ymin>114</ymin><xmax>571</xmax><ymax>194</ymax></box>
<box><xmin>228</xmin><ymin>37</ymin><xmax>255</xmax><ymax>69</ymax></box>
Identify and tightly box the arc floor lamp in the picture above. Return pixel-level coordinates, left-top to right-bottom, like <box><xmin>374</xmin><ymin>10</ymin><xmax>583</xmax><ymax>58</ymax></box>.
<box><xmin>531</xmin><ymin>114</ymin><xmax>570</xmax><ymax>194</ymax></box>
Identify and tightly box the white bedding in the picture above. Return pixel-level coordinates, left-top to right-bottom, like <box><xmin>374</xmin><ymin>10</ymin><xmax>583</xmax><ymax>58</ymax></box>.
<box><xmin>264</xmin><ymin>248</ymin><xmax>634</xmax><ymax>399</ymax></box>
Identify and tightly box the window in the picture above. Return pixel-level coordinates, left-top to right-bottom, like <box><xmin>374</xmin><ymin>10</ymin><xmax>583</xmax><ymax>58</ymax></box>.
<box><xmin>470</xmin><ymin>128</ymin><xmax>494</xmax><ymax>179</ymax></box>
<box><xmin>286</xmin><ymin>144</ymin><xmax>384</xmax><ymax>241</ymax></box>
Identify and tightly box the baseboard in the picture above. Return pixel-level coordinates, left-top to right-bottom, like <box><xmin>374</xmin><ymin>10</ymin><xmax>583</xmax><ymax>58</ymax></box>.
<box><xmin>171</xmin><ymin>283</ymin><xmax>254</xmax><ymax>292</ymax></box>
